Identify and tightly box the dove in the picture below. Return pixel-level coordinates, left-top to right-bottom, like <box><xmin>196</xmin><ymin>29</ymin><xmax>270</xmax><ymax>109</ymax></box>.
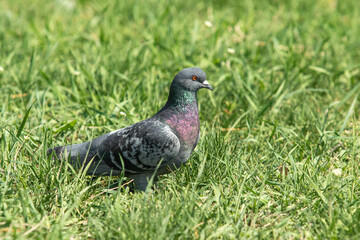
<box><xmin>47</xmin><ymin>68</ymin><xmax>213</xmax><ymax>191</ymax></box>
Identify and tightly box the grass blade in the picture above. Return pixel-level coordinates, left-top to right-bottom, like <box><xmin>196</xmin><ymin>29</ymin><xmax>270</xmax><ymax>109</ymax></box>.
<box><xmin>339</xmin><ymin>94</ymin><xmax>358</xmax><ymax>134</ymax></box>
<box><xmin>16</xmin><ymin>101</ymin><xmax>36</xmax><ymax>138</ymax></box>
<box><xmin>52</xmin><ymin>120</ymin><xmax>78</xmax><ymax>134</ymax></box>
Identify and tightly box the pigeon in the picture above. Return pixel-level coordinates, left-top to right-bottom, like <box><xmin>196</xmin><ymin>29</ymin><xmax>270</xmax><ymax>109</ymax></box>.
<box><xmin>47</xmin><ymin>67</ymin><xmax>213</xmax><ymax>191</ymax></box>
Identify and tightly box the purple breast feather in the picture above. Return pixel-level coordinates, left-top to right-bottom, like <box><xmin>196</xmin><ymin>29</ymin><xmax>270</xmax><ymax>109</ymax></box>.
<box><xmin>165</xmin><ymin>109</ymin><xmax>199</xmax><ymax>147</ymax></box>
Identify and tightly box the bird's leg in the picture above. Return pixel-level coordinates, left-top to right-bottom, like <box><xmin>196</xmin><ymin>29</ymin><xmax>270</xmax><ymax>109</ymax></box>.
<box><xmin>130</xmin><ymin>173</ymin><xmax>158</xmax><ymax>192</ymax></box>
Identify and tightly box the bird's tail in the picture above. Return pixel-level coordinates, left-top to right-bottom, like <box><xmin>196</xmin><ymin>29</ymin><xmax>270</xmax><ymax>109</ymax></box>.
<box><xmin>47</xmin><ymin>142</ymin><xmax>123</xmax><ymax>176</ymax></box>
<box><xmin>47</xmin><ymin>143</ymin><xmax>93</xmax><ymax>173</ymax></box>
<box><xmin>47</xmin><ymin>141</ymin><xmax>90</xmax><ymax>160</ymax></box>
<box><xmin>47</xmin><ymin>145</ymin><xmax>66</xmax><ymax>159</ymax></box>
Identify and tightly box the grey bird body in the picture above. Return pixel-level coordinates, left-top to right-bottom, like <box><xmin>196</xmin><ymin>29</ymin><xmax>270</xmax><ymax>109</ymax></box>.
<box><xmin>48</xmin><ymin>68</ymin><xmax>213</xmax><ymax>191</ymax></box>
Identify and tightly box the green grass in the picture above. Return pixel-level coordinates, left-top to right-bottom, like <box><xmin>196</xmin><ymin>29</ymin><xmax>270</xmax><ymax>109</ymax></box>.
<box><xmin>1</xmin><ymin>0</ymin><xmax>360</xmax><ymax>238</ymax></box>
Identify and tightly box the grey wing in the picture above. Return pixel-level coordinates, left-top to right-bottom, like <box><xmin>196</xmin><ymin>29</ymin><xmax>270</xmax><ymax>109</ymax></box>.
<box><xmin>92</xmin><ymin>121</ymin><xmax>181</xmax><ymax>175</ymax></box>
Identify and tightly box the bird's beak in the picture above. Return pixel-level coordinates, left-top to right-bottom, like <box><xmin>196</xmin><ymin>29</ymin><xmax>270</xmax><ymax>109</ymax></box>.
<box><xmin>202</xmin><ymin>80</ymin><xmax>213</xmax><ymax>91</ymax></box>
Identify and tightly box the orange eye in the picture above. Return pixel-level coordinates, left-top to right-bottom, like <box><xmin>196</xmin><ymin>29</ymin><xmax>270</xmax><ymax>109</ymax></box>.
<box><xmin>192</xmin><ymin>76</ymin><xmax>198</xmax><ymax>81</ymax></box>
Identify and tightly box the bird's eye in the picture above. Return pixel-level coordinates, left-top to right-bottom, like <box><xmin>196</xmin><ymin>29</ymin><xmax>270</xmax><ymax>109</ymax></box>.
<box><xmin>192</xmin><ymin>76</ymin><xmax>198</xmax><ymax>81</ymax></box>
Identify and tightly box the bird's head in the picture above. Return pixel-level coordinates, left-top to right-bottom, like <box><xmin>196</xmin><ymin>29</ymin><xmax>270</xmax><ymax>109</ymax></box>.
<box><xmin>171</xmin><ymin>68</ymin><xmax>213</xmax><ymax>92</ymax></box>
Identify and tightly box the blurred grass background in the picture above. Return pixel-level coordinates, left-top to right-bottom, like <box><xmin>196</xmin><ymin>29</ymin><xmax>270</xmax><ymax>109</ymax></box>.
<box><xmin>0</xmin><ymin>0</ymin><xmax>359</xmax><ymax>239</ymax></box>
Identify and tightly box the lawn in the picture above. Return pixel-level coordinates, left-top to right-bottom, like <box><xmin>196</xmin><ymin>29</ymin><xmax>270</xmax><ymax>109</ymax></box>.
<box><xmin>0</xmin><ymin>0</ymin><xmax>360</xmax><ymax>239</ymax></box>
